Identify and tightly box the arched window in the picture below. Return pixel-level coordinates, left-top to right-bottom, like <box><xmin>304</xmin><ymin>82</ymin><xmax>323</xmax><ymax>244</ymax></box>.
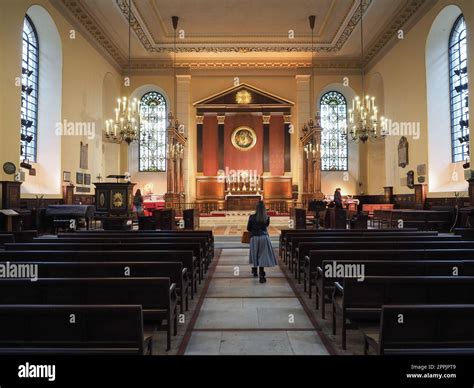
<box><xmin>139</xmin><ymin>91</ymin><xmax>167</xmax><ymax>171</ymax></box>
<box><xmin>320</xmin><ymin>91</ymin><xmax>348</xmax><ymax>171</ymax></box>
<box><xmin>449</xmin><ymin>15</ymin><xmax>469</xmax><ymax>163</ymax></box>
<box><xmin>21</xmin><ymin>15</ymin><xmax>39</xmax><ymax>162</ymax></box>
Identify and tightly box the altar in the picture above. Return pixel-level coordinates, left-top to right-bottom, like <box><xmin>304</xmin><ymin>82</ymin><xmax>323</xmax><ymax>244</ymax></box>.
<box><xmin>225</xmin><ymin>193</ymin><xmax>262</xmax><ymax>211</ymax></box>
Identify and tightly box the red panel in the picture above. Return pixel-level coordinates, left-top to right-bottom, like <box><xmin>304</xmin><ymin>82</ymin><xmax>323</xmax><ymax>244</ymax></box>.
<box><xmin>269</xmin><ymin>115</ymin><xmax>285</xmax><ymax>176</ymax></box>
<box><xmin>202</xmin><ymin>115</ymin><xmax>219</xmax><ymax>175</ymax></box>
<box><xmin>224</xmin><ymin>115</ymin><xmax>263</xmax><ymax>175</ymax></box>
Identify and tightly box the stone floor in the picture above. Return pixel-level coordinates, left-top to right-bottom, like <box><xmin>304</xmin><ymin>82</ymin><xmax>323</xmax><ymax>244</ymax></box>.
<box><xmin>180</xmin><ymin>247</ymin><xmax>330</xmax><ymax>355</ymax></box>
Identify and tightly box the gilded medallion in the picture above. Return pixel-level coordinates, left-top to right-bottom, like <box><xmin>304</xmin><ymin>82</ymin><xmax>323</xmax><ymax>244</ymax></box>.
<box><xmin>112</xmin><ymin>192</ymin><xmax>124</xmax><ymax>208</ymax></box>
<box><xmin>231</xmin><ymin>126</ymin><xmax>257</xmax><ymax>151</ymax></box>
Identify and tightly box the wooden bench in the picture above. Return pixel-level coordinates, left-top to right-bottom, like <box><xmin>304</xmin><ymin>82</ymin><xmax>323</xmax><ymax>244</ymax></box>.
<box><xmin>282</xmin><ymin>231</ymin><xmax>439</xmax><ymax>265</ymax></box>
<box><xmin>278</xmin><ymin>228</ymin><xmax>420</xmax><ymax>257</ymax></box>
<box><xmin>0</xmin><ymin>250</ymin><xmax>198</xmax><ymax>299</ymax></box>
<box><xmin>19</xmin><ymin>261</ymin><xmax>189</xmax><ymax>314</ymax></box>
<box><xmin>305</xmin><ymin>249</ymin><xmax>474</xmax><ymax>303</ymax></box>
<box><xmin>315</xmin><ymin>259</ymin><xmax>474</xmax><ymax>318</ymax></box>
<box><xmin>332</xmin><ymin>276</ymin><xmax>474</xmax><ymax>349</ymax></box>
<box><xmin>37</xmin><ymin>236</ymin><xmax>212</xmax><ymax>273</ymax></box>
<box><xmin>60</xmin><ymin>230</ymin><xmax>214</xmax><ymax>259</ymax></box>
<box><xmin>0</xmin><ymin>277</ymin><xmax>178</xmax><ymax>350</ymax></box>
<box><xmin>5</xmin><ymin>242</ymin><xmax>204</xmax><ymax>284</ymax></box>
<box><xmin>0</xmin><ymin>305</ymin><xmax>151</xmax><ymax>355</ymax></box>
<box><xmin>0</xmin><ymin>234</ymin><xmax>14</xmax><ymax>248</ymax></box>
<box><xmin>294</xmin><ymin>238</ymin><xmax>468</xmax><ymax>283</ymax></box>
<box><xmin>363</xmin><ymin>305</ymin><xmax>474</xmax><ymax>355</ymax></box>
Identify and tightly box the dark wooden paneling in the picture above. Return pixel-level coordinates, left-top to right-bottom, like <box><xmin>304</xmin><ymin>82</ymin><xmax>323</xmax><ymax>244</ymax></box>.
<box><xmin>284</xmin><ymin>122</ymin><xmax>291</xmax><ymax>172</ymax></box>
<box><xmin>263</xmin><ymin>122</ymin><xmax>270</xmax><ymax>172</ymax></box>
<box><xmin>262</xmin><ymin>176</ymin><xmax>292</xmax><ymax>200</ymax></box>
<box><xmin>218</xmin><ymin>123</ymin><xmax>225</xmax><ymax>170</ymax></box>
<box><xmin>197</xmin><ymin>122</ymin><xmax>203</xmax><ymax>173</ymax></box>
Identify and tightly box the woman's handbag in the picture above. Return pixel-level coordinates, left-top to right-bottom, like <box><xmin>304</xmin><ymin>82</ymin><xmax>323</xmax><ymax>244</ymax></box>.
<box><xmin>241</xmin><ymin>231</ymin><xmax>250</xmax><ymax>244</ymax></box>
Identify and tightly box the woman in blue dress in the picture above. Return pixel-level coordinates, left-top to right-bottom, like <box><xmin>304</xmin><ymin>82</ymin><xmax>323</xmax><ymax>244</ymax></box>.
<box><xmin>247</xmin><ymin>201</ymin><xmax>278</xmax><ymax>283</ymax></box>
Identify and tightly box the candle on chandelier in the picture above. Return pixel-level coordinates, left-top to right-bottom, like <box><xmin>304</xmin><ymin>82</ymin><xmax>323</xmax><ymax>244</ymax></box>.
<box><xmin>117</xmin><ymin>98</ymin><xmax>121</xmax><ymax>112</ymax></box>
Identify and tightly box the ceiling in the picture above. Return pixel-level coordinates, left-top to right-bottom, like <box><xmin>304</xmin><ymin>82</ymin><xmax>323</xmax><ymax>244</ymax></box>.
<box><xmin>51</xmin><ymin>0</ymin><xmax>435</xmax><ymax>70</ymax></box>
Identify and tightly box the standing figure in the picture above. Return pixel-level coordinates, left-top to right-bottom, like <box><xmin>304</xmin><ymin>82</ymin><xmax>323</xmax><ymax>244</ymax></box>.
<box><xmin>133</xmin><ymin>189</ymin><xmax>144</xmax><ymax>215</ymax></box>
<box><xmin>247</xmin><ymin>201</ymin><xmax>278</xmax><ymax>283</ymax></box>
<box><xmin>334</xmin><ymin>187</ymin><xmax>343</xmax><ymax>209</ymax></box>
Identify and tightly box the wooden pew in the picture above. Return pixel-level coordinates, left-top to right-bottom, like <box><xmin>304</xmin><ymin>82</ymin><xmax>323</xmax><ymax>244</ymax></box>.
<box><xmin>19</xmin><ymin>261</ymin><xmax>189</xmax><ymax>314</ymax></box>
<box><xmin>315</xmin><ymin>259</ymin><xmax>474</xmax><ymax>318</ymax></box>
<box><xmin>38</xmin><ymin>236</ymin><xmax>212</xmax><ymax>273</ymax></box>
<box><xmin>305</xmin><ymin>249</ymin><xmax>474</xmax><ymax>303</ymax></box>
<box><xmin>0</xmin><ymin>234</ymin><xmax>14</xmax><ymax>248</ymax></box>
<box><xmin>279</xmin><ymin>228</ymin><xmax>420</xmax><ymax>252</ymax></box>
<box><xmin>363</xmin><ymin>305</ymin><xmax>474</xmax><ymax>355</ymax></box>
<box><xmin>59</xmin><ymin>230</ymin><xmax>215</xmax><ymax>259</ymax></box>
<box><xmin>287</xmin><ymin>233</ymin><xmax>452</xmax><ymax>271</ymax></box>
<box><xmin>0</xmin><ymin>250</ymin><xmax>198</xmax><ymax>299</ymax></box>
<box><xmin>0</xmin><ymin>277</ymin><xmax>177</xmax><ymax>351</ymax></box>
<box><xmin>281</xmin><ymin>230</ymin><xmax>439</xmax><ymax>265</ymax></box>
<box><xmin>332</xmin><ymin>276</ymin><xmax>474</xmax><ymax>349</ymax></box>
<box><xmin>5</xmin><ymin>242</ymin><xmax>205</xmax><ymax>284</ymax></box>
<box><xmin>294</xmin><ymin>238</ymin><xmax>468</xmax><ymax>283</ymax></box>
<box><xmin>0</xmin><ymin>305</ymin><xmax>151</xmax><ymax>355</ymax></box>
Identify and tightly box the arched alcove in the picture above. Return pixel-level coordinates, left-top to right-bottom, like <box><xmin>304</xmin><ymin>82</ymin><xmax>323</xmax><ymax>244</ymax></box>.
<box><xmin>21</xmin><ymin>5</ymin><xmax>62</xmax><ymax>195</ymax></box>
<box><xmin>128</xmin><ymin>84</ymin><xmax>170</xmax><ymax>195</ymax></box>
<box><xmin>426</xmin><ymin>4</ymin><xmax>467</xmax><ymax>193</ymax></box>
<box><xmin>317</xmin><ymin>82</ymin><xmax>360</xmax><ymax>195</ymax></box>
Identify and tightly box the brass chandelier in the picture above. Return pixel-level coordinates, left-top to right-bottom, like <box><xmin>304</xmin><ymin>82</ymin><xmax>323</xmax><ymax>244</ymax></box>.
<box><xmin>348</xmin><ymin>0</ymin><xmax>384</xmax><ymax>143</ymax></box>
<box><xmin>104</xmin><ymin>0</ymin><xmax>139</xmax><ymax>145</ymax></box>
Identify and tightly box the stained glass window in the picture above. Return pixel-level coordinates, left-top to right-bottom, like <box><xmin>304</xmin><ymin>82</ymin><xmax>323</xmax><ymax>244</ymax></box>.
<box><xmin>449</xmin><ymin>15</ymin><xmax>469</xmax><ymax>163</ymax></box>
<box><xmin>139</xmin><ymin>91</ymin><xmax>167</xmax><ymax>172</ymax></box>
<box><xmin>21</xmin><ymin>15</ymin><xmax>39</xmax><ymax>162</ymax></box>
<box><xmin>320</xmin><ymin>91</ymin><xmax>348</xmax><ymax>171</ymax></box>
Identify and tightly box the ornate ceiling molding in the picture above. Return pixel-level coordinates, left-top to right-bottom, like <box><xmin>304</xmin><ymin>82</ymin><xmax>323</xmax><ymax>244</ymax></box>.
<box><xmin>128</xmin><ymin>59</ymin><xmax>363</xmax><ymax>70</ymax></box>
<box><xmin>59</xmin><ymin>0</ymin><xmax>126</xmax><ymax>66</ymax></box>
<box><xmin>363</xmin><ymin>0</ymin><xmax>433</xmax><ymax>65</ymax></box>
<box><xmin>56</xmin><ymin>0</ymin><xmax>433</xmax><ymax>71</ymax></box>
<box><xmin>115</xmin><ymin>0</ymin><xmax>371</xmax><ymax>53</ymax></box>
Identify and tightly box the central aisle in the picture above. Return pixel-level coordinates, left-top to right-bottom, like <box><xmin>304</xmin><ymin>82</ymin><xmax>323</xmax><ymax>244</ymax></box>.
<box><xmin>182</xmin><ymin>248</ymin><xmax>329</xmax><ymax>355</ymax></box>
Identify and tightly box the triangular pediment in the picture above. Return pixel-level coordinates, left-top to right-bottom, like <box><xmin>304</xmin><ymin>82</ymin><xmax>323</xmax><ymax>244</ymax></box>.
<box><xmin>193</xmin><ymin>83</ymin><xmax>294</xmax><ymax>108</ymax></box>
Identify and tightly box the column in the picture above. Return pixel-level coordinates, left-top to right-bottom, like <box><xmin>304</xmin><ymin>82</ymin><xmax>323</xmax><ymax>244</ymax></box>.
<box><xmin>312</xmin><ymin>129</ymin><xmax>323</xmax><ymax>198</ymax></box>
<box><xmin>296</xmin><ymin>74</ymin><xmax>311</xmax><ymax>201</ymax></box>
<box><xmin>196</xmin><ymin>115</ymin><xmax>204</xmax><ymax>173</ymax></box>
<box><xmin>217</xmin><ymin>115</ymin><xmax>225</xmax><ymax>171</ymax></box>
<box><xmin>177</xmin><ymin>74</ymin><xmax>191</xmax><ymax>201</ymax></box>
<box><xmin>284</xmin><ymin>114</ymin><xmax>292</xmax><ymax>173</ymax></box>
<box><xmin>166</xmin><ymin>128</ymin><xmax>175</xmax><ymax>194</ymax></box>
<box><xmin>262</xmin><ymin>115</ymin><xmax>271</xmax><ymax>173</ymax></box>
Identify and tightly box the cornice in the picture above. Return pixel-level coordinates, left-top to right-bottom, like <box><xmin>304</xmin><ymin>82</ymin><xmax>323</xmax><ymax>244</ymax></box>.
<box><xmin>56</xmin><ymin>0</ymin><xmax>432</xmax><ymax>71</ymax></box>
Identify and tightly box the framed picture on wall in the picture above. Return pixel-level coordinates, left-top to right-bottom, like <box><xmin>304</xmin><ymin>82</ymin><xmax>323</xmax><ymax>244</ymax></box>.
<box><xmin>76</xmin><ymin>172</ymin><xmax>84</xmax><ymax>185</ymax></box>
<box><xmin>84</xmin><ymin>174</ymin><xmax>91</xmax><ymax>186</ymax></box>
<box><xmin>63</xmin><ymin>171</ymin><xmax>71</xmax><ymax>182</ymax></box>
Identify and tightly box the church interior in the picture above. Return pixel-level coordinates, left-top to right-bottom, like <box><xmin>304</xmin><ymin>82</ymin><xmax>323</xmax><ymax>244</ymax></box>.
<box><xmin>0</xmin><ymin>0</ymin><xmax>474</xmax><ymax>373</ymax></box>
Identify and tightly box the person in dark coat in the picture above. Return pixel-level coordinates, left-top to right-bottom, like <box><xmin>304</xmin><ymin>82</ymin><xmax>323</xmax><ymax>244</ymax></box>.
<box><xmin>247</xmin><ymin>201</ymin><xmax>278</xmax><ymax>283</ymax></box>
<box><xmin>133</xmin><ymin>189</ymin><xmax>144</xmax><ymax>215</ymax></box>
<box><xmin>334</xmin><ymin>188</ymin><xmax>343</xmax><ymax>209</ymax></box>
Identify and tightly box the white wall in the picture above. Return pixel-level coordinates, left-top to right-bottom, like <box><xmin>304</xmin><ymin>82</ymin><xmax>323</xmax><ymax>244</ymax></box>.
<box><xmin>21</xmin><ymin>5</ymin><xmax>62</xmax><ymax>195</ymax></box>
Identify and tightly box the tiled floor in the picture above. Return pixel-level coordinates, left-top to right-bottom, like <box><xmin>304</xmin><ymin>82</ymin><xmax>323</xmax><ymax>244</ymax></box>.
<box><xmin>183</xmin><ymin>248</ymin><xmax>329</xmax><ymax>355</ymax></box>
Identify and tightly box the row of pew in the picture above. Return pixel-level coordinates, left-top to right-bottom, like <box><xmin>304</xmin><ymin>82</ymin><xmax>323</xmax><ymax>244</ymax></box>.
<box><xmin>0</xmin><ymin>229</ymin><xmax>214</xmax><ymax>354</ymax></box>
<box><xmin>279</xmin><ymin>228</ymin><xmax>474</xmax><ymax>354</ymax></box>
